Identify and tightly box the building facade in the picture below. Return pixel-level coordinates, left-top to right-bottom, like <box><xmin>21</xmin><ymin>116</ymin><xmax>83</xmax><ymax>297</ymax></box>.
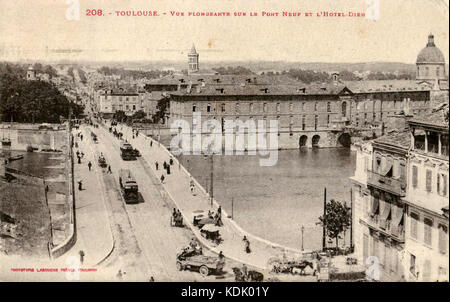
<box><xmin>351</xmin><ymin>107</ymin><xmax>449</xmax><ymax>282</ymax></box>
<box><xmin>97</xmin><ymin>88</ymin><xmax>150</xmax><ymax>118</ymax></box>
<box><xmin>168</xmin><ymin>79</ymin><xmax>431</xmax><ymax>149</ymax></box>
<box><xmin>402</xmin><ymin>116</ymin><xmax>449</xmax><ymax>282</ymax></box>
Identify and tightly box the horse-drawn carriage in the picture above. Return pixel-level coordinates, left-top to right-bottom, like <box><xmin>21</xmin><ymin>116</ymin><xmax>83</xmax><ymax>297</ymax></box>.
<box><xmin>199</xmin><ymin>224</ymin><xmax>222</xmax><ymax>245</ymax></box>
<box><xmin>193</xmin><ymin>210</ymin><xmax>221</xmax><ymax>228</ymax></box>
<box><xmin>267</xmin><ymin>252</ymin><xmax>317</xmax><ymax>275</ymax></box>
<box><xmin>98</xmin><ymin>154</ymin><xmax>107</xmax><ymax>168</ymax></box>
<box><xmin>176</xmin><ymin>247</ymin><xmax>225</xmax><ymax>277</ymax></box>
<box><xmin>171</xmin><ymin>210</ymin><xmax>184</xmax><ymax>227</ymax></box>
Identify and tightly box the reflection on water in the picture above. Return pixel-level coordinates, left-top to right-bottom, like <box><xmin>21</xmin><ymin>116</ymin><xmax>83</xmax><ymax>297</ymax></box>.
<box><xmin>176</xmin><ymin>148</ymin><xmax>356</xmax><ymax>250</ymax></box>
<box><xmin>4</xmin><ymin>151</ymin><xmax>66</xmax><ymax>179</ymax></box>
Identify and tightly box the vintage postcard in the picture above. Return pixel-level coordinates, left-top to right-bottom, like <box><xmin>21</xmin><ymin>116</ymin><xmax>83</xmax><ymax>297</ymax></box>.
<box><xmin>0</xmin><ymin>0</ymin><xmax>448</xmax><ymax>288</ymax></box>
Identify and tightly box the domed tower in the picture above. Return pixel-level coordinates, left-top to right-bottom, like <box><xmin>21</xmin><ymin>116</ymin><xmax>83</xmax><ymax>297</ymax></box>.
<box><xmin>188</xmin><ymin>44</ymin><xmax>199</xmax><ymax>74</ymax></box>
<box><xmin>416</xmin><ymin>33</ymin><xmax>446</xmax><ymax>82</ymax></box>
<box><xmin>26</xmin><ymin>66</ymin><xmax>36</xmax><ymax>81</ymax></box>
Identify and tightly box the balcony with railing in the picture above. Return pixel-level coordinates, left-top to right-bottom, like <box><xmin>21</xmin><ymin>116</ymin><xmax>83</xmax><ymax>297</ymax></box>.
<box><xmin>361</xmin><ymin>214</ymin><xmax>405</xmax><ymax>242</ymax></box>
<box><xmin>367</xmin><ymin>171</ymin><xmax>406</xmax><ymax>196</ymax></box>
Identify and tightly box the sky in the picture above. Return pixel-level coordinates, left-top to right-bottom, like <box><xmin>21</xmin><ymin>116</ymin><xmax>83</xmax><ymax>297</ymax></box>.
<box><xmin>0</xmin><ymin>0</ymin><xmax>448</xmax><ymax>64</ymax></box>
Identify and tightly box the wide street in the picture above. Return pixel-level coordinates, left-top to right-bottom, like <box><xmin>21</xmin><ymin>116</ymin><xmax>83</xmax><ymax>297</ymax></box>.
<box><xmin>73</xmin><ymin>123</ymin><xmax>240</xmax><ymax>281</ymax></box>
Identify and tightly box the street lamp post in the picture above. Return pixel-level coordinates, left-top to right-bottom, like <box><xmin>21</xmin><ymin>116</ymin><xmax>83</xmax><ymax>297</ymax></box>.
<box><xmin>301</xmin><ymin>225</ymin><xmax>305</xmax><ymax>251</ymax></box>
<box><xmin>210</xmin><ymin>153</ymin><xmax>214</xmax><ymax>207</ymax></box>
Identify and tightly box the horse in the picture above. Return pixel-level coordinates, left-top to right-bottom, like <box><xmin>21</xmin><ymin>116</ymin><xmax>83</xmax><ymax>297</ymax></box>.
<box><xmin>291</xmin><ymin>260</ymin><xmax>314</xmax><ymax>275</ymax></box>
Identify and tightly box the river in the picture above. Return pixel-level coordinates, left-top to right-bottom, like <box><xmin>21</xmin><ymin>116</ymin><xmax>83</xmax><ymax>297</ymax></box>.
<box><xmin>176</xmin><ymin>148</ymin><xmax>356</xmax><ymax>251</ymax></box>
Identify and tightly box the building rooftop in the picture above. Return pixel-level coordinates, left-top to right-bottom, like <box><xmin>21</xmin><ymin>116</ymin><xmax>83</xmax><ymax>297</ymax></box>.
<box><xmin>170</xmin><ymin>82</ymin><xmax>351</xmax><ymax>97</ymax></box>
<box><xmin>343</xmin><ymin>80</ymin><xmax>431</xmax><ymax>93</ymax></box>
<box><xmin>408</xmin><ymin>102</ymin><xmax>449</xmax><ymax>129</ymax></box>
<box><xmin>373</xmin><ymin>130</ymin><xmax>411</xmax><ymax>150</ymax></box>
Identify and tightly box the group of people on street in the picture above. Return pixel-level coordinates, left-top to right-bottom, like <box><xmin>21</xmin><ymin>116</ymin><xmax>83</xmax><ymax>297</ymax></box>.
<box><xmin>156</xmin><ymin>157</ymin><xmax>174</xmax><ymax>183</ymax></box>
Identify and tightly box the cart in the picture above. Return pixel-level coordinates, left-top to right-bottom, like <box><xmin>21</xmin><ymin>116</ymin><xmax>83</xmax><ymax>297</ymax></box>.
<box><xmin>171</xmin><ymin>212</ymin><xmax>184</xmax><ymax>227</ymax></box>
<box><xmin>176</xmin><ymin>248</ymin><xmax>225</xmax><ymax>277</ymax></box>
<box><xmin>98</xmin><ymin>155</ymin><xmax>107</xmax><ymax>168</ymax></box>
<box><xmin>200</xmin><ymin>224</ymin><xmax>222</xmax><ymax>245</ymax></box>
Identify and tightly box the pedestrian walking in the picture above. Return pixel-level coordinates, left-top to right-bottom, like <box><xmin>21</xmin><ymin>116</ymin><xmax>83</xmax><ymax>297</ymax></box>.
<box><xmin>116</xmin><ymin>270</ymin><xmax>123</xmax><ymax>280</ymax></box>
<box><xmin>77</xmin><ymin>156</ymin><xmax>81</xmax><ymax>164</ymax></box>
<box><xmin>218</xmin><ymin>251</ymin><xmax>224</xmax><ymax>260</ymax></box>
<box><xmin>160</xmin><ymin>174</ymin><xmax>165</xmax><ymax>184</ymax></box>
<box><xmin>107</xmin><ymin>165</ymin><xmax>112</xmax><ymax>174</ymax></box>
<box><xmin>190</xmin><ymin>179</ymin><xmax>195</xmax><ymax>194</ymax></box>
<box><xmin>80</xmin><ymin>134</ymin><xmax>83</xmax><ymax>141</ymax></box>
<box><xmin>150</xmin><ymin>140</ymin><xmax>153</xmax><ymax>147</ymax></box>
<box><xmin>76</xmin><ymin>150</ymin><xmax>80</xmax><ymax>158</ymax></box>
<box><xmin>78</xmin><ymin>180</ymin><xmax>83</xmax><ymax>191</ymax></box>
<box><xmin>155</xmin><ymin>161</ymin><xmax>159</xmax><ymax>170</ymax></box>
<box><xmin>163</xmin><ymin>161</ymin><xmax>168</xmax><ymax>169</ymax></box>
<box><xmin>79</xmin><ymin>250</ymin><xmax>85</xmax><ymax>265</ymax></box>
<box><xmin>166</xmin><ymin>165</ymin><xmax>171</xmax><ymax>175</ymax></box>
<box><xmin>88</xmin><ymin>161</ymin><xmax>92</xmax><ymax>171</ymax></box>
<box><xmin>169</xmin><ymin>157</ymin><xmax>174</xmax><ymax>165</ymax></box>
<box><xmin>243</xmin><ymin>236</ymin><xmax>251</xmax><ymax>254</ymax></box>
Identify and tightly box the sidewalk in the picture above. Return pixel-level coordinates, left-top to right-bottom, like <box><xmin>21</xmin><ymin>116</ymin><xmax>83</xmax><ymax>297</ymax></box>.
<box><xmin>60</xmin><ymin>126</ymin><xmax>114</xmax><ymax>267</ymax></box>
<box><xmin>121</xmin><ymin>125</ymin><xmax>304</xmax><ymax>270</ymax></box>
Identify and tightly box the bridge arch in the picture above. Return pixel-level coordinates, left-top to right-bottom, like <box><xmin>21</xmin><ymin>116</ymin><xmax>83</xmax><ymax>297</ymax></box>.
<box><xmin>312</xmin><ymin>135</ymin><xmax>320</xmax><ymax>148</ymax></box>
<box><xmin>337</xmin><ymin>133</ymin><xmax>352</xmax><ymax>148</ymax></box>
<box><xmin>299</xmin><ymin>135</ymin><xmax>308</xmax><ymax>148</ymax></box>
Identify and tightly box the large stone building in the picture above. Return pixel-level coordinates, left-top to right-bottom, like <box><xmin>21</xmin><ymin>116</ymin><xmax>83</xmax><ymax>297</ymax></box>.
<box><xmin>141</xmin><ymin>35</ymin><xmax>449</xmax><ymax>149</ymax></box>
<box><xmin>97</xmin><ymin>87</ymin><xmax>152</xmax><ymax>118</ymax></box>
<box><xmin>351</xmin><ymin>104</ymin><xmax>449</xmax><ymax>282</ymax></box>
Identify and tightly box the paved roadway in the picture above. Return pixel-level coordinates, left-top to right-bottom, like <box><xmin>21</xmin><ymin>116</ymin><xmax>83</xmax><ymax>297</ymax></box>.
<box><xmin>88</xmin><ymin>124</ymin><xmax>236</xmax><ymax>281</ymax></box>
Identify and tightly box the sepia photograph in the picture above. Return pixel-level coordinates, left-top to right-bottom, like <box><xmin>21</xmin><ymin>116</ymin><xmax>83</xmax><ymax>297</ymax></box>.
<box><xmin>0</xmin><ymin>0</ymin><xmax>448</xmax><ymax>291</ymax></box>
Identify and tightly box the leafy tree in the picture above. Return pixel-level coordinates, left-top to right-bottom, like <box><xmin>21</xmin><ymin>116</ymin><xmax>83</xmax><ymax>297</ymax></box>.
<box><xmin>212</xmin><ymin>66</ymin><xmax>254</xmax><ymax>75</ymax></box>
<box><xmin>0</xmin><ymin>72</ymin><xmax>84</xmax><ymax>123</ymax></box>
<box><xmin>317</xmin><ymin>199</ymin><xmax>351</xmax><ymax>249</ymax></box>
<box><xmin>113</xmin><ymin>110</ymin><xmax>127</xmax><ymax>122</ymax></box>
<box><xmin>153</xmin><ymin>97</ymin><xmax>169</xmax><ymax>123</ymax></box>
<box><xmin>132</xmin><ymin>110</ymin><xmax>146</xmax><ymax>120</ymax></box>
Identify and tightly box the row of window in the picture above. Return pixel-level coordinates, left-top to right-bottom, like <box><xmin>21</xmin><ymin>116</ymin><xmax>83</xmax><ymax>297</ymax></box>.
<box><xmin>411</xmin><ymin>165</ymin><xmax>448</xmax><ymax>196</ymax></box>
<box><xmin>410</xmin><ymin>212</ymin><xmax>448</xmax><ymax>254</ymax></box>
<box><xmin>191</xmin><ymin>101</ymin><xmax>345</xmax><ymax>114</ymax></box>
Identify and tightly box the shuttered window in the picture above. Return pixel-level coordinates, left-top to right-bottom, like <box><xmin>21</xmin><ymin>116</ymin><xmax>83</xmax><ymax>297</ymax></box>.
<box><xmin>439</xmin><ymin>224</ymin><xmax>448</xmax><ymax>254</ymax></box>
<box><xmin>363</xmin><ymin>234</ymin><xmax>369</xmax><ymax>261</ymax></box>
<box><xmin>426</xmin><ymin>170</ymin><xmax>432</xmax><ymax>192</ymax></box>
<box><xmin>412</xmin><ymin>165</ymin><xmax>418</xmax><ymax>188</ymax></box>
<box><xmin>424</xmin><ymin>218</ymin><xmax>433</xmax><ymax>246</ymax></box>
<box><xmin>423</xmin><ymin>260</ymin><xmax>431</xmax><ymax>281</ymax></box>
<box><xmin>410</xmin><ymin>212</ymin><xmax>419</xmax><ymax>239</ymax></box>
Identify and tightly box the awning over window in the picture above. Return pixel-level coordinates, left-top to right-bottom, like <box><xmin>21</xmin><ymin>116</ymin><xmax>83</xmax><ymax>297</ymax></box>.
<box><xmin>390</xmin><ymin>204</ymin><xmax>404</xmax><ymax>236</ymax></box>
<box><xmin>371</xmin><ymin>193</ymin><xmax>379</xmax><ymax>215</ymax></box>
<box><xmin>379</xmin><ymin>199</ymin><xmax>391</xmax><ymax>229</ymax></box>
<box><xmin>381</xmin><ymin>156</ymin><xmax>394</xmax><ymax>176</ymax></box>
